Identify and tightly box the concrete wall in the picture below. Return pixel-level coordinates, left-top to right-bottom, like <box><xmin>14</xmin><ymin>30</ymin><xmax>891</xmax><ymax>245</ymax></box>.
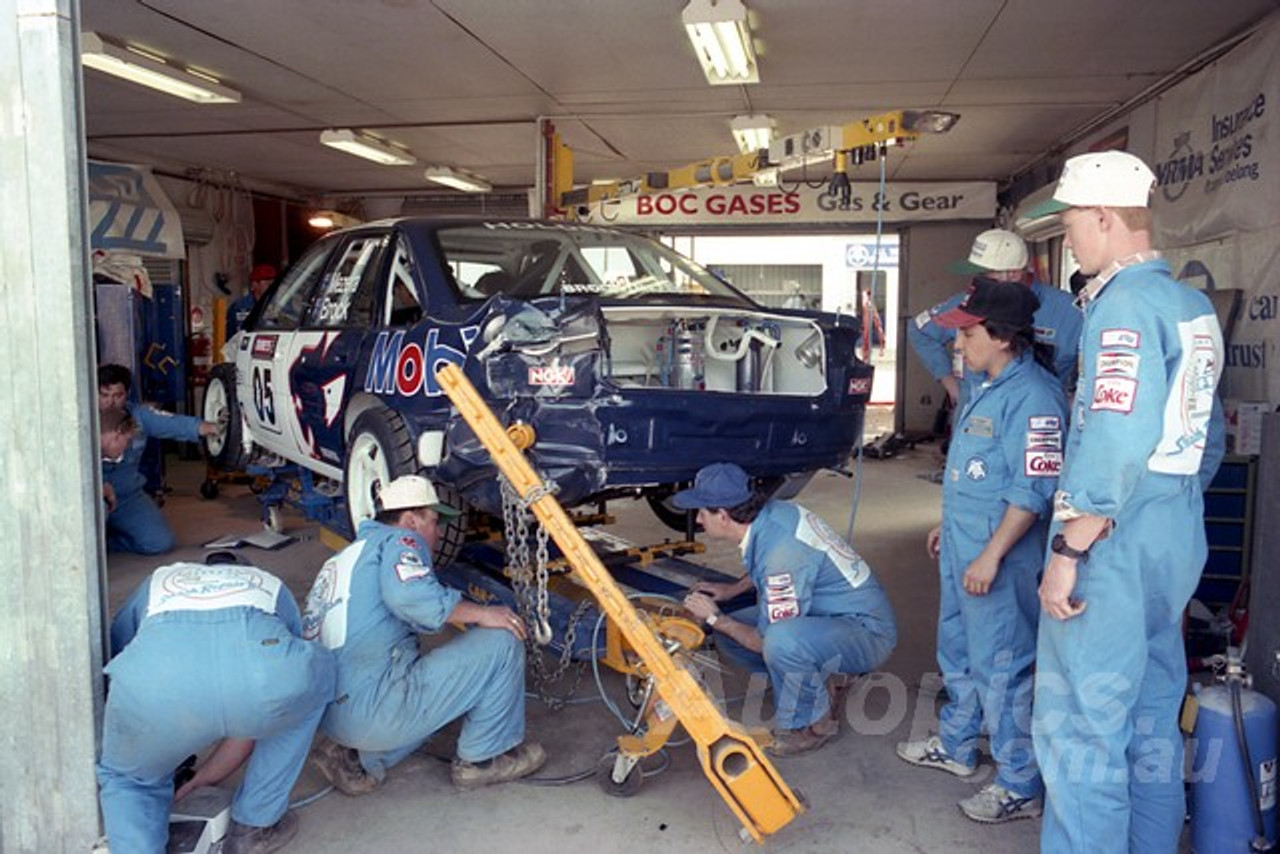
<box><xmin>896</xmin><ymin>223</ymin><xmax>979</xmax><ymax>436</ymax></box>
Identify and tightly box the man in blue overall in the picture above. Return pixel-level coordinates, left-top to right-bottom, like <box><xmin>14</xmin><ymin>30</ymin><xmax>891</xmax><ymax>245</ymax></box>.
<box><xmin>908</xmin><ymin>228</ymin><xmax>1082</xmax><ymax>414</ymax></box>
<box><xmin>98</xmin><ymin>363</ymin><xmax>220</xmax><ymax>554</ymax></box>
<box><xmin>98</xmin><ymin>553</ymin><xmax>337</xmax><ymax>854</ymax></box>
<box><xmin>1027</xmin><ymin>150</ymin><xmax>1224</xmax><ymax>853</ymax></box>
<box><xmin>227</xmin><ymin>263</ymin><xmax>276</xmax><ymax>339</ymax></box>
<box><xmin>896</xmin><ymin>278</ymin><xmax>1067</xmax><ymax>823</ymax></box>
<box><xmin>302</xmin><ymin>475</ymin><xmax>545</xmax><ymax>794</ymax></box>
<box><xmin>678</xmin><ymin>463</ymin><xmax>898</xmax><ymax>757</ymax></box>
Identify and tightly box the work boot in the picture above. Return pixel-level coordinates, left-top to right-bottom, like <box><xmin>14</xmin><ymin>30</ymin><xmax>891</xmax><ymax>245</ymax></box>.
<box><xmin>451</xmin><ymin>741</ymin><xmax>547</xmax><ymax>791</ymax></box>
<box><xmin>895</xmin><ymin>734</ymin><xmax>977</xmax><ymax>777</ymax></box>
<box><xmin>812</xmin><ymin>673</ymin><xmax>858</xmax><ymax>738</ymax></box>
<box><xmin>958</xmin><ymin>783</ymin><xmax>1043</xmax><ymax>823</ymax></box>
<box><xmin>222</xmin><ymin>810</ymin><xmax>298</xmax><ymax>854</ymax></box>
<box><xmin>309</xmin><ymin>733</ymin><xmax>380</xmax><ymax>796</ymax></box>
<box><xmin>765</xmin><ymin>724</ymin><xmax>832</xmax><ymax>758</ymax></box>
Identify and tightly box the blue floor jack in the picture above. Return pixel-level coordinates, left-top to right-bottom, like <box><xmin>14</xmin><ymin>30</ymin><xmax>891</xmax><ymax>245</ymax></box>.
<box><xmin>247</xmin><ymin>463</ymin><xmax>354</xmax><ymax>540</ymax></box>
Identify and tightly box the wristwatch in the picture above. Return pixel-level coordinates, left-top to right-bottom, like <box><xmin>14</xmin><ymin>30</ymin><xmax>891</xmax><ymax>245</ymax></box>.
<box><xmin>1051</xmin><ymin>533</ymin><xmax>1090</xmax><ymax>562</ymax></box>
<box><xmin>705</xmin><ymin>612</ymin><xmax>720</xmax><ymax>628</ymax></box>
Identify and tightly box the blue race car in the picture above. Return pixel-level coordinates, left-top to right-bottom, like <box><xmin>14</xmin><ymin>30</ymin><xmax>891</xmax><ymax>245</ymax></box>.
<box><xmin>204</xmin><ymin>218</ymin><xmax>873</xmax><ymax>534</ymax></box>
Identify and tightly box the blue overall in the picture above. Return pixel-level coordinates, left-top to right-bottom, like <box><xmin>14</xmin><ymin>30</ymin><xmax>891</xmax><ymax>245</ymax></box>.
<box><xmin>1033</xmin><ymin>258</ymin><xmax>1223</xmax><ymax>854</ymax></box>
<box><xmin>909</xmin><ymin>281</ymin><xmax>1082</xmax><ymax>412</ymax></box>
<box><xmin>302</xmin><ymin>520</ymin><xmax>526</xmax><ymax>777</ymax></box>
<box><xmin>714</xmin><ymin>501</ymin><xmax>897</xmax><ymax>730</ymax></box>
<box><xmin>938</xmin><ymin>351</ymin><xmax>1066</xmax><ymax>798</ymax></box>
<box><xmin>226</xmin><ymin>292</ymin><xmax>256</xmax><ymax>339</ymax></box>
<box><xmin>98</xmin><ymin>563</ymin><xmax>336</xmax><ymax>854</ymax></box>
<box><xmin>102</xmin><ymin>404</ymin><xmax>204</xmax><ymax>554</ymax></box>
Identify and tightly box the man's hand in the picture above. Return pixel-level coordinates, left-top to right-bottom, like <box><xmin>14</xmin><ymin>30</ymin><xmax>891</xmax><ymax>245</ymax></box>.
<box><xmin>1040</xmin><ymin>555</ymin><xmax>1087</xmax><ymax>620</ymax></box>
<box><xmin>198</xmin><ymin>420</ymin><xmax>221</xmax><ymax>438</ymax></box>
<box><xmin>690</xmin><ymin>580</ymin><xmax>736</xmax><ymax>601</ymax></box>
<box><xmin>683</xmin><ymin>591</ymin><xmax>720</xmax><ymax>624</ymax></box>
<box><xmin>940</xmin><ymin>375</ymin><xmax>961</xmax><ymax>406</ymax></box>
<box><xmin>103</xmin><ymin>483</ymin><xmax>117</xmax><ymax>513</ymax></box>
<box><xmin>474</xmin><ymin>605</ymin><xmax>528</xmax><ymax>640</ymax></box>
<box><xmin>926</xmin><ymin>525</ymin><xmax>941</xmax><ymax>560</ymax></box>
<box><xmin>962</xmin><ymin>551</ymin><xmax>999</xmax><ymax>596</ymax></box>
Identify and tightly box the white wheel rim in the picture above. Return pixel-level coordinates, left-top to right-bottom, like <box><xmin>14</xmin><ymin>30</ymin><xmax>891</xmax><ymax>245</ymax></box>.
<box><xmin>204</xmin><ymin>378</ymin><xmax>228</xmax><ymax>456</ymax></box>
<box><xmin>346</xmin><ymin>432</ymin><xmax>390</xmax><ymax>525</ymax></box>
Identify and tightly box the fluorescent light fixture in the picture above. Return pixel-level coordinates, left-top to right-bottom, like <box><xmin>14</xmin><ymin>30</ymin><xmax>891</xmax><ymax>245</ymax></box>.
<box><xmin>682</xmin><ymin>0</ymin><xmax>759</xmax><ymax>85</ymax></box>
<box><xmin>731</xmin><ymin>114</ymin><xmax>774</xmax><ymax>153</ymax></box>
<box><xmin>81</xmin><ymin>31</ymin><xmax>241</xmax><ymax>104</ymax></box>
<box><xmin>320</xmin><ymin>129</ymin><xmax>417</xmax><ymax>166</ymax></box>
<box><xmin>423</xmin><ymin>166</ymin><xmax>492</xmax><ymax>193</ymax></box>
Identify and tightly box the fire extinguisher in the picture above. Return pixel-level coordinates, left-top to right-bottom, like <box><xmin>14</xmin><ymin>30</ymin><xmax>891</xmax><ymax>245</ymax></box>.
<box><xmin>189</xmin><ymin>305</ymin><xmax>212</xmax><ymax>387</ymax></box>
<box><xmin>1190</xmin><ymin>651</ymin><xmax>1277</xmax><ymax>853</ymax></box>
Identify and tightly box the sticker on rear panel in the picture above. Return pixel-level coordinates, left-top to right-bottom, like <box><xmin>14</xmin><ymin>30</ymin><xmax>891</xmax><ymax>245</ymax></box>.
<box><xmin>528</xmin><ymin>365</ymin><xmax>575</xmax><ymax>386</ymax></box>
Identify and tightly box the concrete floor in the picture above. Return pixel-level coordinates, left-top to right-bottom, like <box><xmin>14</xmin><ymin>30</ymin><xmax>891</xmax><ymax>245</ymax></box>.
<box><xmin>107</xmin><ymin>435</ymin><xmax>1048</xmax><ymax>854</ymax></box>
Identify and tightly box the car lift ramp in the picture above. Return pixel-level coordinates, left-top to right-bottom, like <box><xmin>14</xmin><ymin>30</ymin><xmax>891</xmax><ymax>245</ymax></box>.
<box><xmin>436</xmin><ymin>362</ymin><xmax>804</xmax><ymax>843</ymax></box>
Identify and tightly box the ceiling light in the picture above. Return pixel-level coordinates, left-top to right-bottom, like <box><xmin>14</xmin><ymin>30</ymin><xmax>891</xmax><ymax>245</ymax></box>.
<box><xmin>682</xmin><ymin>0</ymin><xmax>759</xmax><ymax>86</ymax></box>
<box><xmin>81</xmin><ymin>31</ymin><xmax>241</xmax><ymax>104</ymax></box>
<box><xmin>901</xmin><ymin>110</ymin><xmax>961</xmax><ymax>134</ymax></box>
<box><xmin>308</xmin><ymin>211</ymin><xmax>362</xmax><ymax>230</ymax></box>
<box><xmin>320</xmin><ymin>129</ymin><xmax>417</xmax><ymax>166</ymax></box>
<box><xmin>423</xmin><ymin>166</ymin><xmax>492</xmax><ymax>193</ymax></box>
<box><xmin>731</xmin><ymin>114</ymin><xmax>774</xmax><ymax>154</ymax></box>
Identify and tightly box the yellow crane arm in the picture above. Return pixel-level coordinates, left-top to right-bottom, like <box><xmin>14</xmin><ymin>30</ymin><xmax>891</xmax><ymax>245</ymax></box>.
<box><xmin>435</xmin><ymin>362</ymin><xmax>804</xmax><ymax>842</ymax></box>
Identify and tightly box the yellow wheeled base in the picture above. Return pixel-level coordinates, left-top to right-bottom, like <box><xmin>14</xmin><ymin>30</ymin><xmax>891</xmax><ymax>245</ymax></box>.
<box><xmin>436</xmin><ymin>363</ymin><xmax>804</xmax><ymax>843</ymax></box>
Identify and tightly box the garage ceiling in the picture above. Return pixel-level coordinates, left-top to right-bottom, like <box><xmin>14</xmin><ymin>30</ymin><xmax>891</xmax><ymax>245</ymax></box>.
<box><xmin>82</xmin><ymin>0</ymin><xmax>1280</xmax><ymax>204</ymax></box>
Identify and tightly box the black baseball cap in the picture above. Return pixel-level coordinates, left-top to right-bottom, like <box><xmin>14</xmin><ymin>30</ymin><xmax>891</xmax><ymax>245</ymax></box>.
<box><xmin>936</xmin><ymin>277</ymin><xmax>1039</xmax><ymax>329</ymax></box>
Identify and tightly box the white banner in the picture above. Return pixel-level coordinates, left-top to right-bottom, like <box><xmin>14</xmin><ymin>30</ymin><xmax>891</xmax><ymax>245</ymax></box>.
<box><xmin>577</xmin><ymin>181</ymin><xmax>995</xmax><ymax>227</ymax></box>
<box><xmin>1165</xmin><ymin>225</ymin><xmax>1280</xmax><ymax>406</ymax></box>
<box><xmin>1150</xmin><ymin>21</ymin><xmax>1280</xmax><ymax>244</ymax></box>
<box><xmin>88</xmin><ymin>160</ymin><xmax>186</xmax><ymax>259</ymax></box>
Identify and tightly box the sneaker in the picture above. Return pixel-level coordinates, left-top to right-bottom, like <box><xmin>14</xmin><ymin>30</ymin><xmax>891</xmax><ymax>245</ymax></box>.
<box><xmin>895</xmin><ymin>734</ymin><xmax>977</xmax><ymax>777</ymax></box>
<box><xmin>451</xmin><ymin>741</ymin><xmax>547</xmax><ymax>791</ymax></box>
<box><xmin>958</xmin><ymin>783</ymin><xmax>1043</xmax><ymax>824</ymax></box>
<box><xmin>309</xmin><ymin>733</ymin><xmax>380</xmax><ymax>796</ymax></box>
<box><xmin>766</xmin><ymin>725</ymin><xmax>832</xmax><ymax>757</ymax></box>
<box><xmin>222</xmin><ymin>810</ymin><xmax>298</xmax><ymax>854</ymax></box>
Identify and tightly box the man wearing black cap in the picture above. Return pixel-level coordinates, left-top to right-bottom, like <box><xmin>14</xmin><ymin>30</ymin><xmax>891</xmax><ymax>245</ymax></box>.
<box><xmin>678</xmin><ymin>463</ymin><xmax>897</xmax><ymax>756</ymax></box>
<box><xmin>302</xmin><ymin>474</ymin><xmax>545</xmax><ymax>793</ymax></box>
<box><xmin>896</xmin><ymin>277</ymin><xmax>1067</xmax><ymax>824</ymax></box>
<box><xmin>97</xmin><ymin>553</ymin><xmax>337</xmax><ymax>854</ymax></box>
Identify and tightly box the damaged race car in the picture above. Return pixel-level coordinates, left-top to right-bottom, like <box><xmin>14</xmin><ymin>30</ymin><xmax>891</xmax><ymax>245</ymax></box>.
<box><xmin>204</xmin><ymin>218</ymin><xmax>874</xmax><ymax>542</ymax></box>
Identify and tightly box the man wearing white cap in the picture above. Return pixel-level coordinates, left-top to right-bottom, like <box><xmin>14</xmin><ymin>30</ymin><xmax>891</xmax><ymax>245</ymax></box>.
<box><xmin>908</xmin><ymin>228</ymin><xmax>1082</xmax><ymax>415</ymax></box>
<box><xmin>302</xmin><ymin>474</ymin><xmax>545</xmax><ymax>794</ymax></box>
<box><xmin>1025</xmin><ymin>151</ymin><xmax>1223</xmax><ymax>854</ymax></box>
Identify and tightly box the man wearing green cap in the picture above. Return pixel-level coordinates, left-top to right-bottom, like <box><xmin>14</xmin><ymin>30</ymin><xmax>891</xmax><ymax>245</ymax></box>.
<box><xmin>302</xmin><ymin>474</ymin><xmax>545</xmax><ymax>794</ymax></box>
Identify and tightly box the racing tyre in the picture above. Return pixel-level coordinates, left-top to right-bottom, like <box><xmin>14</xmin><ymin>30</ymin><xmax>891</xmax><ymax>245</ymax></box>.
<box><xmin>204</xmin><ymin>364</ymin><xmax>249</xmax><ymax>471</ymax></box>
<box><xmin>646</xmin><ymin>492</ymin><xmax>700</xmax><ymax>535</ymax></box>
<box><xmin>345</xmin><ymin>409</ymin><xmax>417</xmax><ymax>533</ymax></box>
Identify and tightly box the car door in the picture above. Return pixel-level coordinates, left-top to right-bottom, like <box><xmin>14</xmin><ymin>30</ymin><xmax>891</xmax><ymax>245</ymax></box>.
<box><xmin>288</xmin><ymin>230</ymin><xmax>391</xmax><ymax>473</ymax></box>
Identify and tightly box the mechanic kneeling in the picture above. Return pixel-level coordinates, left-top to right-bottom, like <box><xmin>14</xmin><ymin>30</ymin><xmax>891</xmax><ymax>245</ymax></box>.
<box><xmin>679</xmin><ymin>463</ymin><xmax>898</xmax><ymax>757</ymax></box>
<box><xmin>302</xmin><ymin>475</ymin><xmax>545</xmax><ymax>794</ymax></box>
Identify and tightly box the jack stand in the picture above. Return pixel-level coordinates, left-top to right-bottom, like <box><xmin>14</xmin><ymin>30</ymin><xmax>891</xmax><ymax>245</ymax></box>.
<box><xmin>167</xmin><ymin>786</ymin><xmax>231</xmax><ymax>854</ymax></box>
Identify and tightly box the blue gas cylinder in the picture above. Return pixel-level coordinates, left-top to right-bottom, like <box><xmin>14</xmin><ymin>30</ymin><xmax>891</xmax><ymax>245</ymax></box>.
<box><xmin>1190</xmin><ymin>680</ymin><xmax>1278</xmax><ymax>853</ymax></box>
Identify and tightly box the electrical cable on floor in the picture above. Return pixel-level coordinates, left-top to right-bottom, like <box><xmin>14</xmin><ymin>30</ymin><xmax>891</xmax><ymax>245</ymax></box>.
<box><xmin>288</xmin><ymin>784</ymin><xmax>334</xmax><ymax>810</ymax></box>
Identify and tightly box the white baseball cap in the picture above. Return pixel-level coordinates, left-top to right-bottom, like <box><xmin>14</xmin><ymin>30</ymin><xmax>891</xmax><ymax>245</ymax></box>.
<box><xmin>1025</xmin><ymin>150</ymin><xmax>1157</xmax><ymax>217</ymax></box>
<box><xmin>378</xmin><ymin>475</ymin><xmax>461</xmax><ymax>516</ymax></box>
<box><xmin>948</xmin><ymin>228</ymin><xmax>1028</xmax><ymax>275</ymax></box>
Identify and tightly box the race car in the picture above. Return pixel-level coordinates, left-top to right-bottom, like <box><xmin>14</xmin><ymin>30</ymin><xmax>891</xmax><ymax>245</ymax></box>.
<box><xmin>204</xmin><ymin>218</ymin><xmax>873</xmax><ymax>536</ymax></box>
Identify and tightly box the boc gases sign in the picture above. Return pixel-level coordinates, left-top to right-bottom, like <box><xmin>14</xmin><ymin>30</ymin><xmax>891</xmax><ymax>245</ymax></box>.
<box><xmin>578</xmin><ymin>181</ymin><xmax>995</xmax><ymax>227</ymax></box>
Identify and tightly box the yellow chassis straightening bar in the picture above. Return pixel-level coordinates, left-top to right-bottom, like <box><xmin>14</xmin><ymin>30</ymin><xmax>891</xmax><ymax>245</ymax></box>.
<box><xmin>436</xmin><ymin>363</ymin><xmax>804</xmax><ymax>842</ymax></box>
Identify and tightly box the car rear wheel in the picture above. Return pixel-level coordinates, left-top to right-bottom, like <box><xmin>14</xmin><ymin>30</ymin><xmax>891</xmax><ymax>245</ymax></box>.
<box><xmin>345</xmin><ymin>409</ymin><xmax>464</xmax><ymax>567</ymax></box>
<box><xmin>646</xmin><ymin>492</ymin><xmax>700</xmax><ymax>535</ymax></box>
<box><xmin>204</xmin><ymin>364</ymin><xmax>249</xmax><ymax>471</ymax></box>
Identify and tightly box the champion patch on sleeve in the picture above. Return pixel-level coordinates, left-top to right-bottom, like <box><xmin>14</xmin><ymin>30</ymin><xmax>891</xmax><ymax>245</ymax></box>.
<box><xmin>1100</xmin><ymin>328</ymin><xmax>1141</xmax><ymax>349</ymax></box>
<box><xmin>395</xmin><ymin>549</ymin><xmax>431</xmax><ymax>582</ymax></box>
<box><xmin>1090</xmin><ymin>376</ymin><xmax>1138</xmax><ymax>413</ymax></box>
<box><xmin>1097</xmin><ymin>351</ymin><xmax>1140</xmax><ymax>378</ymax></box>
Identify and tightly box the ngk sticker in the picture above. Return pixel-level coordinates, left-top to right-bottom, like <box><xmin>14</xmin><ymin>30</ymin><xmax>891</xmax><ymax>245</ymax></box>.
<box><xmin>848</xmin><ymin>376</ymin><xmax>872</xmax><ymax>395</ymax></box>
<box><xmin>529</xmin><ymin>365</ymin><xmax>575</xmax><ymax>386</ymax></box>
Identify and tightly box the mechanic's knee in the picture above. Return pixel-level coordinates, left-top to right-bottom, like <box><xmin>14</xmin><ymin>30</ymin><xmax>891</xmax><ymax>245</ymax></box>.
<box><xmin>761</xmin><ymin>623</ymin><xmax>810</xmax><ymax>669</ymax></box>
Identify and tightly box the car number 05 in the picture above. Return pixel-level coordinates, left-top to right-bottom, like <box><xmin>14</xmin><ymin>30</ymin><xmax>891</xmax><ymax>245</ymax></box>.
<box><xmin>253</xmin><ymin>366</ymin><xmax>277</xmax><ymax>425</ymax></box>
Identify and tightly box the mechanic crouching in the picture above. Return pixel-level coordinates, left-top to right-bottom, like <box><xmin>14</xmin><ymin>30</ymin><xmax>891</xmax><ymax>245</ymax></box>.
<box><xmin>97</xmin><ymin>553</ymin><xmax>337</xmax><ymax>854</ymax></box>
<box><xmin>302</xmin><ymin>475</ymin><xmax>545</xmax><ymax>795</ymax></box>
<box><xmin>679</xmin><ymin>463</ymin><xmax>898</xmax><ymax>757</ymax></box>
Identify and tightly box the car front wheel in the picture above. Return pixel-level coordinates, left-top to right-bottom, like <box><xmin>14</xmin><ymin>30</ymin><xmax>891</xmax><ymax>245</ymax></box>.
<box><xmin>204</xmin><ymin>363</ymin><xmax>250</xmax><ymax>471</ymax></box>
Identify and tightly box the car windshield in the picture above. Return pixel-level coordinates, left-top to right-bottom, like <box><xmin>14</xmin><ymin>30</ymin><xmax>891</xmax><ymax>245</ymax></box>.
<box><xmin>431</xmin><ymin>222</ymin><xmax>756</xmax><ymax>306</ymax></box>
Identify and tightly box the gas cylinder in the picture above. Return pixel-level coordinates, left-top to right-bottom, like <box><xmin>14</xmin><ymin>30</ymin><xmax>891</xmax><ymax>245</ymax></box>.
<box><xmin>1190</xmin><ymin>674</ymin><xmax>1277</xmax><ymax>853</ymax></box>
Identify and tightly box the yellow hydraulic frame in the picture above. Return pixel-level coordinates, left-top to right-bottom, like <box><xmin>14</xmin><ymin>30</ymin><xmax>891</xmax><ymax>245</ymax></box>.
<box><xmin>436</xmin><ymin>362</ymin><xmax>804</xmax><ymax>843</ymax></box>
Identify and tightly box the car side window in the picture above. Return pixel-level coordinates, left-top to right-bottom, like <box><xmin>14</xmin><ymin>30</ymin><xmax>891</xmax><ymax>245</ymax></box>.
<box><xmin>307</xmin><ymin>233</ymin><xmax>388</xmax><ymax>328</ymax></box>
<box><xmin>256</xmin><ymin>241</ymin><xmax>331</xmax><ymax>330</ymax></box>
<box><xmin>384</xmin><ymin>235</ymin><xmax>425</xmax><ymax>327</ymax></box>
